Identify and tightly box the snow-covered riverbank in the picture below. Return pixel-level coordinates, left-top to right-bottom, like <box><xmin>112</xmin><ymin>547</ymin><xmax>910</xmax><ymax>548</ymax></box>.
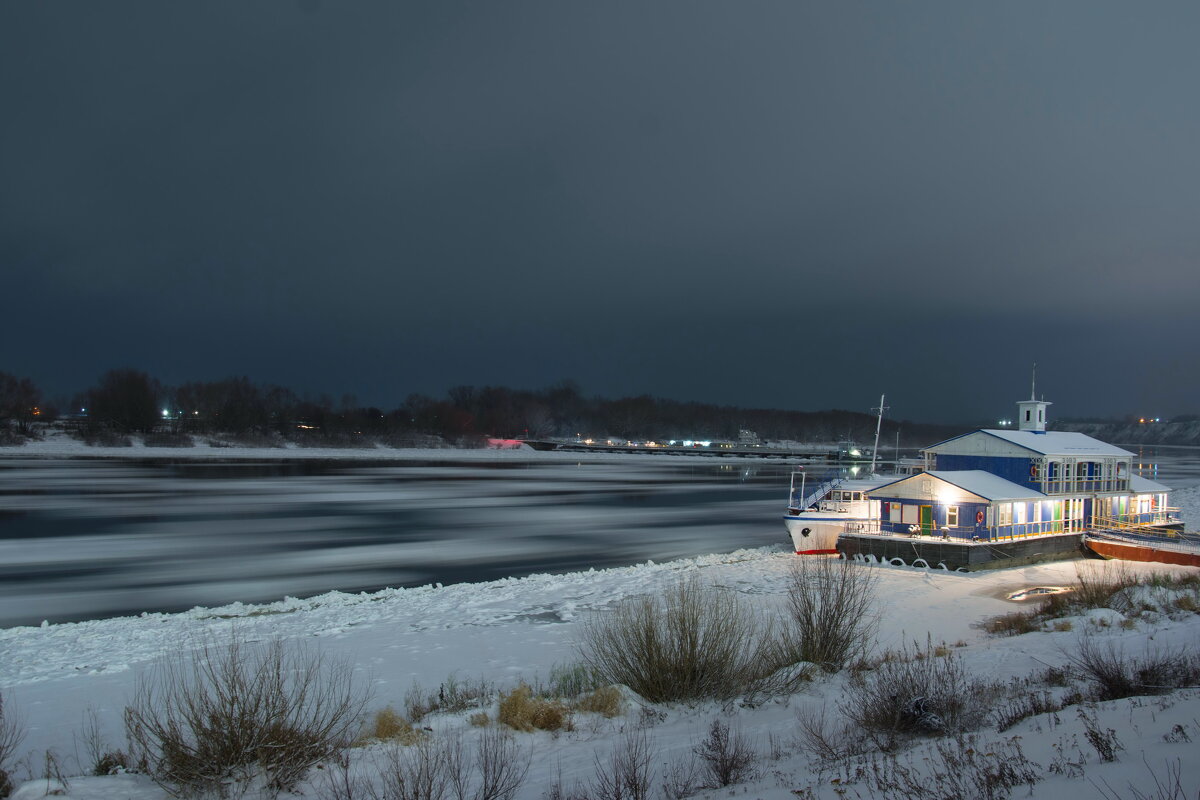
<box><xmin>5</xmin><ymin>529</ymin><xmax>1200</xmax><ymax>797</ymax></box>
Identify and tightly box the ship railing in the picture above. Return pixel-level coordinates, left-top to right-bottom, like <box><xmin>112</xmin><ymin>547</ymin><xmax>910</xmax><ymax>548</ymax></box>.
<box><xmin>844</xmin><ymin>519</ymin><xmax>881</xmax><ymax>534</ymax></box>
<box><xmin>864</xmin><ymin>521</ymin><xmax>1073</xmax><ymax>542</ymax></box>
<box><xmin>791</xmin><ymin>476</ymin><xmax>841</xmax><ymax>510</ymax></box>
<box><xmin>1091</xmin><ymin>511</ymin><xmax>1182</xmax><ymax>533</ymax></box>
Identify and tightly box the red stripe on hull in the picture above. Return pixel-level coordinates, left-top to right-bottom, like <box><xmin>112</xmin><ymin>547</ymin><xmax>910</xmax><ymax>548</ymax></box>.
<box><xmin>1085</xmin><ymin>539</ymin><xmax>1200</xmax><ymax>568</ymax></box>
<box><xmin>795</xmin><ymin>548</ymin><xmax>839</xmax><ymax>555</ymax></box>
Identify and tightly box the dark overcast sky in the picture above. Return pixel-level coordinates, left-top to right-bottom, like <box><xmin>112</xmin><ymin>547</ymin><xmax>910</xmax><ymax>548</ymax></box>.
<box><xmin>3</xmin><ymin>1</ymin><xmax>1199</xmax><ymax>423</ymax></box>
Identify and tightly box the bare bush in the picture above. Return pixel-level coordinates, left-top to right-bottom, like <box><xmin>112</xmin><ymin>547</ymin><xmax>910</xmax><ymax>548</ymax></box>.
<box><xmin>1066</xmin><ymin>637</ymin><xmax>1200</xmax><ymax>701</ymax></box>
<box><xmin>1095</xmin><ymin>757</ymin><xmax>1200</xmax><ymax>800</ymax></box>
<box><xmin>991</xmin><ymin>689</ymin><xmax>1063</xmax><ymax>732</ymax></box>
<box><xmin>866</xmin><ymin>733</ymin><xmax>1041</xmax><ymax>800</ymax></box>
<box><xmin>446</xmin><ymin>728</ymin><xmax>531</xmax><ymax>800</ymax></box>
<box><xmin>0</xmin><ymin>693</ymin><xmax>25</xmax><ymax>798</ymax></box>
<box><xmin>589</xmin><ymin>728</ymin><xmax>655</xmax><ymax>800</ymax></box>
<box><xmin>693</xmin><ymin>718</ymin><xmax>756</xmax><ymax>788</ymax></box>
<box><xmin>578</xmin><ymin>575</ymin><xmax>778</xmax><ymax>703</ymax></box>
<box><xmin>406</xmin><ymin>676</ymin><xmax>493</xmax><ymax>723</ymax></box>
<box><xmin>796</xmin><ymin>704</ymin><xmax>867</xmax><ymax>762</ymax></box>
<box><xmin>839</xmin><ymin>639</ymin><xmax>1000</xmax><ymax>751</ymax></box>
<box><xmin>1078</xmin><ymin>707</ymin><xmax>1123</xmax><ymax>763</ymax></box>
<box><xmin>124</xmin><ymin>636</ymin><xmax>367</xmax><ymax>798</ymax></box>
<box><xmin>777</xmin><ymin>557</ymin><xmax>878</xmax><ymax>672</ymax></box>
<box><xmin>1074</xmin><ymin>563</ymin><xmax>1140</xmax><ymax>609</ymax></box>
<box><xmin>984</xmin><ymin>610</ymin><xmax>1042</xmax><ymax>637</ymax></box>
<box><xmin>543</xmin><ymin>664</ymin><xmax>603</xmax><ymax>699</ymax></box>
<box><xmin>660</xmin><ymin>750</ymin><xmax>701</xmax><ymax>800</ymax></box>
<box><xmin>377</xmin><ymin>738</ymin><xmax>450</xmax><ymax>800</ymax></box>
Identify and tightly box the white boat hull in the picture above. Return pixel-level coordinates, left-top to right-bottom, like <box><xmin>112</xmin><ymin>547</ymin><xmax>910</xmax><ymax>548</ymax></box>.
<box><xmin>783</xmin><ymin>514</ymin><xmax>855</xmax><ymax>554</ymax></box>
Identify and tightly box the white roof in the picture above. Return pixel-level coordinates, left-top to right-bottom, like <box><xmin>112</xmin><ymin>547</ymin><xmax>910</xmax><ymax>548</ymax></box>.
<box><xmin>936</xmin><ymin>429</ymin><xmax>1133</xmax><ymax>458</ymax></box>
<box><xmin>868</xmin><ymin>470</ymin><xmax>1044</xmax><ymax>502</ymax></box>
<box><xmin>1129</xmin><ymin>474</ymin><xmax>1171</xmax><ymax>493</ymax></box>
<box><xmin>926</xmin><ymin>470</ymin><xmax>1046</xmax><ymax>501</ymax></box>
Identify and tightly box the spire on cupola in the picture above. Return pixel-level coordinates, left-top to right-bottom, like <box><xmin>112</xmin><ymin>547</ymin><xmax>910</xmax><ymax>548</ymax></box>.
<box><xmin>1016</xmin><ymin>363</ymin><xmax>1051</xmax><ymax>432</ymax></box>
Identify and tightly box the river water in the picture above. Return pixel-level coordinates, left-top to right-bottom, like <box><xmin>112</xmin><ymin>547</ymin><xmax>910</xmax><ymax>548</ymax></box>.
<box><xmin>0</xmin><ymin>456</ymin><xmax>807</xmax><ymax>628</ymax></box>
<box><xmin>3</xmin><ymin>448</ymin><xmax>1199</xmax><ymax>629</ymax></box>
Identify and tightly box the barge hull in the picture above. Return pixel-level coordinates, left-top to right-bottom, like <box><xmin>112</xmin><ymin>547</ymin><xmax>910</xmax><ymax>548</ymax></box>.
<box><xmin>1083</xmin><ymin>537</ymin><xmax>1200</xmax><ymax>568</ymax></box>
<box><xmin>837</xmin><ymin>533</ymin><xmax>1086</xmax><ymax>572</ymax></box>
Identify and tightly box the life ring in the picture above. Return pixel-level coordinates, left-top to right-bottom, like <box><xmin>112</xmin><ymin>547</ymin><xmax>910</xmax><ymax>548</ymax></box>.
<box><xmin>976</xmin><ymin>510</ymin><xmax>984</xmax><ymax>524</ymax></box>
<box><xmin>1029</xmin><ymin>464</ymin><xmax>1038</xmax><ymax>478</ymax></box>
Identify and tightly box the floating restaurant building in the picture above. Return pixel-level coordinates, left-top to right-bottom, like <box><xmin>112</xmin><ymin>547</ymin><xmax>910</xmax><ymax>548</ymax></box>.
<box><xmin>836</xmin><ymin>392</ymin><xmax>1178</xmax><ymax>569</ymax></box>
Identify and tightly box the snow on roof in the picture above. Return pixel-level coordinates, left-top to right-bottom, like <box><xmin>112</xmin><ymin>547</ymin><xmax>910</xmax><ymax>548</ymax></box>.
<box><xmin>930</xmin><ymin>428</ymin><xmax>1134</xmax><ymax>457</ymax></box>
<box><xmin>926</xmin><ymin>470</ymin><xmax>1046</xmax><ymax>500</ymax></box>
<box><xmin>868</xmin><ymin>470</ymin><xmax>1044</xmax><ymax>501</ymax></box>
<box><xmin>1130</xmin><ymin>473</ymin><xmax>1172</xmax><ymax>493</ymax></box>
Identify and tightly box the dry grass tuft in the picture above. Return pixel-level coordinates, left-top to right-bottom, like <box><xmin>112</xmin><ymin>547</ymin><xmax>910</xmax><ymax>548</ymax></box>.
<box><xmin>356</xmin><ymin>707</ymin><xmax>423</xmax><ymax>746</ymax></box>
<box><xmin>497</xmin><ymin>685</ymin><xmax>572</xmax><ymax>733</ymax></box>
<box><xmin>984</xmin><ymin>610</ymin><xmax>1041</xmax><ymax>636</ymax></box>
<box><xmin>573</xmin><ymin>686</ymin><xmax>624</xmax><ymax>718</ymax></box>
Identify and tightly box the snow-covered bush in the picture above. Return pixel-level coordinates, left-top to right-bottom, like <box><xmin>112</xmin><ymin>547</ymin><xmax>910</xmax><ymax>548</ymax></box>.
<box><xmin>839</xmin><ymin>639</ymin><xmax>1001</xmax><ymax>752</ymax></box>
<box><xmin>577</xmin><ymin>575</ymin><xmax>779</xmax><ymax>703</ymax></box>
<box><xmin>863</xmin><ymin>733</ymin><xmax>1041</xmax><ymax>800</ymax></box>
<box><xmin>693</xmin><ymin>718</ymin><xmax>757</xmax><ymax>788</ymax></box>
<box><xmin>1066</xmin><ymin>636</ymin><xmax>1200</xmax><ymax>701</ymax></box>
<box><xmin>124</xmin><ymin>636</ymin><xmax>367</xmax><ymax>798</ymax></box>
<box><xmin>776</xmin><ymin>556</ymin><xmax>879</xmax><ymax>672</ymax></box>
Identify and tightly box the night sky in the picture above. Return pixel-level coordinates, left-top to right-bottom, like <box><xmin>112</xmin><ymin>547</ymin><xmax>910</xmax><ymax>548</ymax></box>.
<box><xmin>3</xmin><ymin>2</ymin><xmax>1199</xmax><ymax>423</ymax></box>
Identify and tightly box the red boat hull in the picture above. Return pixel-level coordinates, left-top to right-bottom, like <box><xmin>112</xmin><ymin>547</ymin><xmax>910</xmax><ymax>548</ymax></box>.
<box><xmin>1084</xmin><ymin>537</ymin><xmax>1200</xmax><ymax>568</ymax></box>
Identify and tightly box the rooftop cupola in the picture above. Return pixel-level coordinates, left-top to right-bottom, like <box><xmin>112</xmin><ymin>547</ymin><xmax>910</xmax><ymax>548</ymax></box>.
<box><xmin>1017</xmin><ymin>364</ymin><xmax>1051</xmax><ymax>432</ymax></box>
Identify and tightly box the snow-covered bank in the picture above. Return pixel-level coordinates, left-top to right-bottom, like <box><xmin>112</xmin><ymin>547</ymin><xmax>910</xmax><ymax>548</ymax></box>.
<box><xmin>5</xmin><ymin>542</ymin><xmax>1200</xmax><ymax>799</ymax></box>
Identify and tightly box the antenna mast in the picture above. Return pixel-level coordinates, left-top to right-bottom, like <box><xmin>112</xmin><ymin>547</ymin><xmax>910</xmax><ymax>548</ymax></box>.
<box><xmin>870</xmin><ymin>394</ymin><xmax>888</xmax><ymax>476</ymax></box>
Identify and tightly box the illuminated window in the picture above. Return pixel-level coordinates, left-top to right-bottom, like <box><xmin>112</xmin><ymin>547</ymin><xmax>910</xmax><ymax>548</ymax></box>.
<box><xmin>946</xmin><ymin>506</ymin><xmax>959</xmax><ymax>526</ymax></box>
<box><xmin>998</xmin><ymin>504</ymin><xmax>1012</xmax><ymax>525</ymax></box>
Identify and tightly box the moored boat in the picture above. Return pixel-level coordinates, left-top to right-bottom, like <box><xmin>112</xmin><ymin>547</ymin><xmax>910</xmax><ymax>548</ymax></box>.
<box><xmin>1083</xmin><ymin>531</ymin><xmax>1200</xmax><ymax>568</ymax></box>
<box><xmin>784</xmin><ymin>475</ymin><xmax>888</xmax><ymax>554</ymax></box>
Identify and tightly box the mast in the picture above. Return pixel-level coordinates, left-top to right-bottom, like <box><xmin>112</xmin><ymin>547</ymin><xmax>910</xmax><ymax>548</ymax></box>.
<box><xmin>870</xmin><ymin>394</ymin><xmax>888</xmax><ymax>475</ymax></box>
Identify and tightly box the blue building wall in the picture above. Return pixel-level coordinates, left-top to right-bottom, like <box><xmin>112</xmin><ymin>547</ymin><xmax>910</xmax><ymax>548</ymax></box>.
<box><xmin>876</xmin><ymin>496</ymin><xmax>990</xmax><ymax>539</ymax></box>
<box><xmin>932</xmin><ymin>454</ymin><xmax>1038</xmax><ymax>491</ymax></box>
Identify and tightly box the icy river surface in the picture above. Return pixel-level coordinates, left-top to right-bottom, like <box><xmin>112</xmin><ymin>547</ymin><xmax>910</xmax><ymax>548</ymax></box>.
<box><xmin>0</xmin><ymin>456</ymin><xmax>800</xmax><ymax>627</ymax></box>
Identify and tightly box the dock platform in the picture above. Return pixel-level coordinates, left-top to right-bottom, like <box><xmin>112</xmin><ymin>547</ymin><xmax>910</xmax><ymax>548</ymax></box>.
<box><xmin>837</xmin><ymin>532</ymin><xmax>1087</xmax><ymax>571</ymax></box>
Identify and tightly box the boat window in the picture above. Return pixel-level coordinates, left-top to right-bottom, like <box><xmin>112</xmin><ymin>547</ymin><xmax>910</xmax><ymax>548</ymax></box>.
<box><xmin>946</xmin><ymin>506</ymin><xmax>959</xmax><ymax>526</ymax></box>
<box><xmin>852</xmin><ymin>492</ymin><xmax>862</xmax><ymax>501</ymax></box>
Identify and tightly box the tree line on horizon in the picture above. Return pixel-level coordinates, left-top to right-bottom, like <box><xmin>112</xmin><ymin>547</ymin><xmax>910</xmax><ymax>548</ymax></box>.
<box><xmin>2</xmin><ymin>368</ymin><xmax>967</xmax><ymax>448</ymax></box>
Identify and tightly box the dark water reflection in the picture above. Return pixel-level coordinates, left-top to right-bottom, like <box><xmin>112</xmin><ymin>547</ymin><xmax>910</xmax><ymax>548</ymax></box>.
<box><xmin>0</xmin><ymin>457</ymin><xmax>814</xmax><ymax>628</ymax></box>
